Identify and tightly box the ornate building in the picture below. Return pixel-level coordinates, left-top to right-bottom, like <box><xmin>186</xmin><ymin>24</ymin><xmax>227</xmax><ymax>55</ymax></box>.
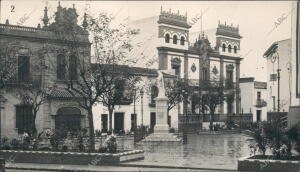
<box><xmin>156</xmin><ymin>8</ymin><xmax>242</xmax><ymax>127</ymax></box>
<box><xmin>95</xmin><ymin>8</ymin><xmax>243</xmax><ymax>132</ymax></box>
<box><xmin>0</xmin><ymin>4</ymin><xmax>90</xmax><ymax>138</ymax></box>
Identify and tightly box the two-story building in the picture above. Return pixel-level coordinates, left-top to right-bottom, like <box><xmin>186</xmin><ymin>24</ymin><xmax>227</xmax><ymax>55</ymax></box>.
<box><xmin>0</xmin><ymin>5</ymin><xmax>91</xmax><ymax>138</ymax></box>
<box><xmin>240</xmin><ymin>77</ymin><xmax>268</xmax><ymax>122</ymax></box>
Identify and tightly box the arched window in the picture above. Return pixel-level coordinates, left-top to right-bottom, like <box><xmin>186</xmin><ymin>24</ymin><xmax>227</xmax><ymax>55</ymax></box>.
<box><xmin>165</xmin><ymin>34</ymin><xmax>170</xmax><ymax>43</ymax></box>
<box><xmin>228</xmin><ymin>45</ymin><xmax>232</xmax><ymax>53</ymax></box>
<box><xmin>234</xmin><ymin>46</ymin><xmax>237</xmax><ymax>54</ymax></box>
<box><xmin>150</xmin><ymin>86</ymin><xmax>159</xmax><ymax>104</ymax></box>
<box><xmin>55</xmin><ymin>107</ymin><xmax>81</xmax><ymax>134</ymax></box>
<box><xmin>69</xmin><ymin>54</ymin><xmax>77</xmax><ymax>80</ymax></box>
<box><xmin>57</xmin><ymin>54</ymin><xmax>66</xmax><ymax>80</ymax></box>
<box><xmin>173</xmin><ymin>35</ymin><xmax>178</xmax><ymax>44</ymax></box>
<box><xmin>180</xmin><ymin>36</ymin><xmax>185</xmax><ymax>45</ymax></box>
<box><xmin>222</xmin><ymin>44</ymin><xmax>226</xmax><ymax>52</ymax></box>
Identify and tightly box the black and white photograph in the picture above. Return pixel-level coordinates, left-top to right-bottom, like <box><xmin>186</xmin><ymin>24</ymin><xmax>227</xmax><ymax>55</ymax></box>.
<box><xmin>0</xmin><ymin>0</ymin><xmax>299</xmax><ymax>171</ymax></box>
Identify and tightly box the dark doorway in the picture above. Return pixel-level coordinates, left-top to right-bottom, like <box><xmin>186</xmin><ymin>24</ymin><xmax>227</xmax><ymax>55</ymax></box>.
<box><xmin>256</xmin><ymin>110</ymin><xmax>261</xmax><ymax>122</ymax></box>
<box><xmin>168</xmin><ymin>115</ymin><xmax>171</xmax><ymax>127</ymax></box>
<box><xmin>150</xmin><ymin>112</ymin><xmax>156</xmax><ymax>130</ymax></box>
<box><xmin>101</xmin><ymin>114</ymin><xmax>108</xmax><ymax>133</ymax></box>
<box><xmin>55</xmin><ymin>107</ymin><xmax>81</xmax><ymax>134</ymax></box>
<box><xmin>114</xmin><ymin>112</ymin><xmax>124</xmax><ymax>133</ymax></box>
<box><xmin>131</xmin><ymin>113</ymin><xmax>137</xmax><ymax>131</ymax></box>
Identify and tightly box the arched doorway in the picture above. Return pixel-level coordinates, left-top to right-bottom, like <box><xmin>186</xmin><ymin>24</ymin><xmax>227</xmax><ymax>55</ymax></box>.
<box><xmin>55</xmin><ymin>107</ymin><xmax>81</xmax><ymax>133</ymax></box>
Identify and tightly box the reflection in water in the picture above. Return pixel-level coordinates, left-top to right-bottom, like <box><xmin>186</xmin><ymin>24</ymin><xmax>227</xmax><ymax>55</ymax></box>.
<box><xmin>135</xmin><ymin>133</ymin><xmax>253</xmax><ymax>169</ymax></box>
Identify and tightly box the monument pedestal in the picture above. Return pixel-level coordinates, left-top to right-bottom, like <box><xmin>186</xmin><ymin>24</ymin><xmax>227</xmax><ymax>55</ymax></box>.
<box><xmin>142</xmin><ymin>96</ymin><xmax>182</xmax><ymax>143</ymax></box>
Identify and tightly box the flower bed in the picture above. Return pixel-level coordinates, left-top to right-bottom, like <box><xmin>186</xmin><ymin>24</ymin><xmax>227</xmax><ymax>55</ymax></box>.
<box><xmin>0</xmin><ymin>149</ymin><xmax>144</xmax><ymax>165</ymax></box>
<box><xmin>238</xmin><ymin>155</ymin><xmax>300</xmax><ymax>172</ymax></box>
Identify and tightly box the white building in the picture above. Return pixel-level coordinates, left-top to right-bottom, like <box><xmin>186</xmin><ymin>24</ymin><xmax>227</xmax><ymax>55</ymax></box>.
<box><xmin>240</xmin><ymin>77</ymin><xmax>268</xmax><ymax>122</ymax></box>
<box><xmin>263</xmin><ymin>39</ymin><xmax>292</xmax><ymax>113</ymax></box>
<box><xmin>288</xmin><ymin>1</ymin><xmax>300</xmax><ymax>127</ymax></box>
<box><xmin>93</xmin><ymin>67</ymin><xmax>178</xmax><ymax>132</ymax></box>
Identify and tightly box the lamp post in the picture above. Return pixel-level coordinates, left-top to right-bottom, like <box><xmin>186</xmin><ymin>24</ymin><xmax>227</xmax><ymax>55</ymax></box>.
<box><xmin>140</xmin><ymin>89</ymin><xmax>144</xmax><ymax>126</ymax></box>
<box><xmin>132</xmin><ymin>88</ymin><xmax>137</xmax><ymax>130</ymax></box>
<box><xmin>182</xmin><ymin>89</ymin><xmax>188</xmax><ymax>144</ymax></box>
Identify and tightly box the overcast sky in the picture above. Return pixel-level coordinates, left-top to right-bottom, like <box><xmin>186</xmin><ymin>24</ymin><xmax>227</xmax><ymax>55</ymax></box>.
<box><xmin>0</xmin><ymin>1</ymin><xmax>292</xmax><ymax>82</ymax></box>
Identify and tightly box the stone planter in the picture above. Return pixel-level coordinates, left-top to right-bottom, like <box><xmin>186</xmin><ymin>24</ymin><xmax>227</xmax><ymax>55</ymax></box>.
<box><xmin>0</xmin><ymin>149</ymin><xmax>144</xmax><ymax>165</ymax></box>
<box><xmin>238</xmin><ymin>155</ymin><xmax>300</xmax><ymax>172</ymax></box>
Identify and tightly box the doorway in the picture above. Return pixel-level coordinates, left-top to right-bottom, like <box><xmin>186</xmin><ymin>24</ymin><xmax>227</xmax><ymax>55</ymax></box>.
<box><xmin>101</xmin><ymin>114</ymin><xmax>108</xmax><ymax>133</ymax></box>
<box><xmin>114</xmin><ymin>112</ymin><xmax>124</xmax><ymax>133</ymax></box>
<box><xmin>150</xmin><ymin>112</ymin><xmax>156</xmax><ymax>131</ymax></box>
<box><xmin>256</xmin><ymin>110</ymin><xmax>261</xmax><ymax>122</ymax></box>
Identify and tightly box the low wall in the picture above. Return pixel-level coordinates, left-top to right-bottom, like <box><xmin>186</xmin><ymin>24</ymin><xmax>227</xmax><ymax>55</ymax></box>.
<box><xmin>0</xmin><ymin>149</ymin><xmax>144</xmax><ymax>165</ymax></box>
<box><xmin>238</xmin><ymin>155</ymin><xmax>300</xmax><ymax>172</ymax></box>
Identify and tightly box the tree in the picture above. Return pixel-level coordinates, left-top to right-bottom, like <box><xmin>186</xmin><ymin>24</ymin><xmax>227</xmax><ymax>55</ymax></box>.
<box><xmin>201</xmin><ymin>75</ymin><xmax>225</xmax><ymax>131</ymax></box>
<box><xmin>0</xmin><ymin>42</ymin><xmax>19</xmax><ymax>89</ymax></box>
<box><xmin>16</xmin><ymin>83</ymin><xmax>53</xmax><ymax>137</ymax></box>
<box><xmin>165</xmin><ymin>77</ymin><xmax>191</xmax><ymax>115</ymax></box>
<box><xmin>63</xmin><ymin>12</ymin><xmax>139</xmax><ymax>150</ymax></box>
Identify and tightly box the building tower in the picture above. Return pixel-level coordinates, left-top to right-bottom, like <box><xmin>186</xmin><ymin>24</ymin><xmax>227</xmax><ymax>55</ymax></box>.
<box><xmin>157</xmin><ymin>7</ymin><xmax>191</xmax><ymax>73</ymax></box>
<box><xmin>216</xmin><ymin>21</ymin><xmax>242</xmax><ymax>115</ymax></box>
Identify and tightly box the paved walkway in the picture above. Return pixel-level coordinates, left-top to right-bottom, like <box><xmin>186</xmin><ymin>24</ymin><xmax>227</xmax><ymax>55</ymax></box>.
<box><xmin>6</xmin><ymin>163</ymin><xmax>239</xmax><ymax>172</ymax></box>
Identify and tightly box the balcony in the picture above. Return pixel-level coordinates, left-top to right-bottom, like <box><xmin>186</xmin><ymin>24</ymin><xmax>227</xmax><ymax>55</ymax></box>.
<box><xmin>255</xmin><ymin>99</ymin><xmax>267</xmax><ymax>108</ymax></box>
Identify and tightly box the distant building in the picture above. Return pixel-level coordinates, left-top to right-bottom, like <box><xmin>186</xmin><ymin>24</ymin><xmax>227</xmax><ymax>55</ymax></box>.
<box><xmin>288</xmin><ymin>1</ymin><xmax>300</xmax><ymax>127</ymax></box>
<box><xmin>0</xmin><ymin>4</ymin><xmax>90</xmax><ymax>138</ymax></box>
<box><xmin>240</xmin><ymin>77</ymin><xmax>267</xmax><ymax>122</ymax></box>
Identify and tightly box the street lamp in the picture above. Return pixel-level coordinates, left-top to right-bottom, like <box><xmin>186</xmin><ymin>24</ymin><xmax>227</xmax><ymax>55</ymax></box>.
<box><xmin>181</xmin><ymin>89</ymin><xmax>188</xmax><ymax>144</ymax></box>
<box><xmin>140</xmin><ymin>89</ymin><xmax>144</xmax><ymax>126</ymax></box>
<box><xmin>132</xmin><ymin>88</ymin><xmax>137</xmax><ymax>130</ymax></box>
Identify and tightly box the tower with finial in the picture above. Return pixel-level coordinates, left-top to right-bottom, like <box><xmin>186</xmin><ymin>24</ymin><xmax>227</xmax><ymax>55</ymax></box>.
<box><xmin>216</xmin><ymin>20</ymin><xmax>242</xmax><ymax>56</ymax></box>
<box><xmin>42</xmin><ymin>6</ymin><xmax>49</xmax><ymax>28</ymax></box>
<box><xmin>157</xmin><ymin>6</ymin><xmax>191</xmax><ymax>49</ymax></box>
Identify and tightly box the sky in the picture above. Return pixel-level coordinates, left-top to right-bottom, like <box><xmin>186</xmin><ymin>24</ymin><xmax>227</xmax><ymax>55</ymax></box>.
<box><xmin>0</xmin><ymin>1</ymin><xmax>292</xmax><ymax>82</ymax></box>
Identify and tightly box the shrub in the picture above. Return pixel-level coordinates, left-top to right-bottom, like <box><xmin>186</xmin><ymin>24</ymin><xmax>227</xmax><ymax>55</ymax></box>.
<box><xmin>225</xmin><ymin>120</ymin><xmax>235</xmax><ymax>130</ymax></box>
<box><xmin>103</xmin><ymin>135</ymin><xmax>117</xmax><ymax>153</ymax></box>
<box><xmin>11</xmin><ymin>138</ymin><xmax>21</xmax><ymax>150</ymax></box>
<box><xmin>250</xmin><ymin>119</ymin><xmax>299</xmax><ymax>159</ymax></box>
<box><xmin>1</xmin><ymin>137</ymin><xmax>11</xmax><ymax>150</ymax></box>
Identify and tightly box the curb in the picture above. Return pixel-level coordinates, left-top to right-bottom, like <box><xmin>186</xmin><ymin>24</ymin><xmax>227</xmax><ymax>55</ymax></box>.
<box><xmin>6</xmin><ymin>163</ymin><xmax>238</xmax><ymax>172</ymax></box>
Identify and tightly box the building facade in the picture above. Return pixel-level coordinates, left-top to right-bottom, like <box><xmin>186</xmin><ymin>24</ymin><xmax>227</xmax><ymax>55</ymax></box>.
<box><xmin>263</xmin><ymin>39</ymin><xmax>292</xmax><ymax>113</ymax></box>
<box><xmin>240</xmin><ymin>77</ymin><xmax>267</xmax><ymax>122</ymax></box>
<box><xmin>95</xmin><ymin>8</ymin><xmax>243</xmax><ymax>132</ymax></box>
<box><xmin>156</xmin><ymin>8</ymin><xmax>242</xmax><ymax>121</ymax></box>
<box><xmin>93</xmin><ymin>67</ymin><xmax>178</xmax><ymax>133</ymax></box>
<box><xmin>288</xmin><ymin>1</ymin><xmax>300</xmax><ymax>127</ymax></box>
<box><xmin>0</xmin><ymin>5</ymin><xmax>91</xmax><ymax>138</ymax></box>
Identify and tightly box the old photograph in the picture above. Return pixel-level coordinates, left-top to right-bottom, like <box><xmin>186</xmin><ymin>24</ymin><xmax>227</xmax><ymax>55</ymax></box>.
<box><xmin>0</xmin><ymin>0</ymin><xmax>299</xmax><ymax>171</ymax></box>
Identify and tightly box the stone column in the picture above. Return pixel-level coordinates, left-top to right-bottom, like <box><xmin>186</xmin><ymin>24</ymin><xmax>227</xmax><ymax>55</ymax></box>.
<box><xmin>154</xmin><ymin>96</ymin><xmax>169</xmax><ymax>133</ymax></box>
<box><xmin>235</xmin><ymin>61</ymin><xmax>240</xmax><ymax>115</ymax></box>
<box><xmin>220</xmin><ymin>57</ymin><xmax>224</xmax><ymax>115</ymax></box>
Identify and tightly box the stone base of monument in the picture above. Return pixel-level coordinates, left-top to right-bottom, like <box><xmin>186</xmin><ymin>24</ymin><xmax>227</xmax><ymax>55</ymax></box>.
<box><xmin>141</xmin><ymin>96</ymin><xmax>182</xmax><ymax>143</ymax></box>
<box><xmin>141</xmin><ymin>133</ymin><xmax>182</xmax><ymax>142</ymax></box>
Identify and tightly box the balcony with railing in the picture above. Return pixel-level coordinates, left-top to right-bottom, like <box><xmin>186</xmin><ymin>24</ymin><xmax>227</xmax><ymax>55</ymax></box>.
<box><xmin>0</xmin><ymin>23</ymin><xmax>89</xmax><ymax>43</ymax></box>
<box><xmin>255</xmin><ymin>99</ymin><xmax>267</xmax><ymax>108</ymax></box>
